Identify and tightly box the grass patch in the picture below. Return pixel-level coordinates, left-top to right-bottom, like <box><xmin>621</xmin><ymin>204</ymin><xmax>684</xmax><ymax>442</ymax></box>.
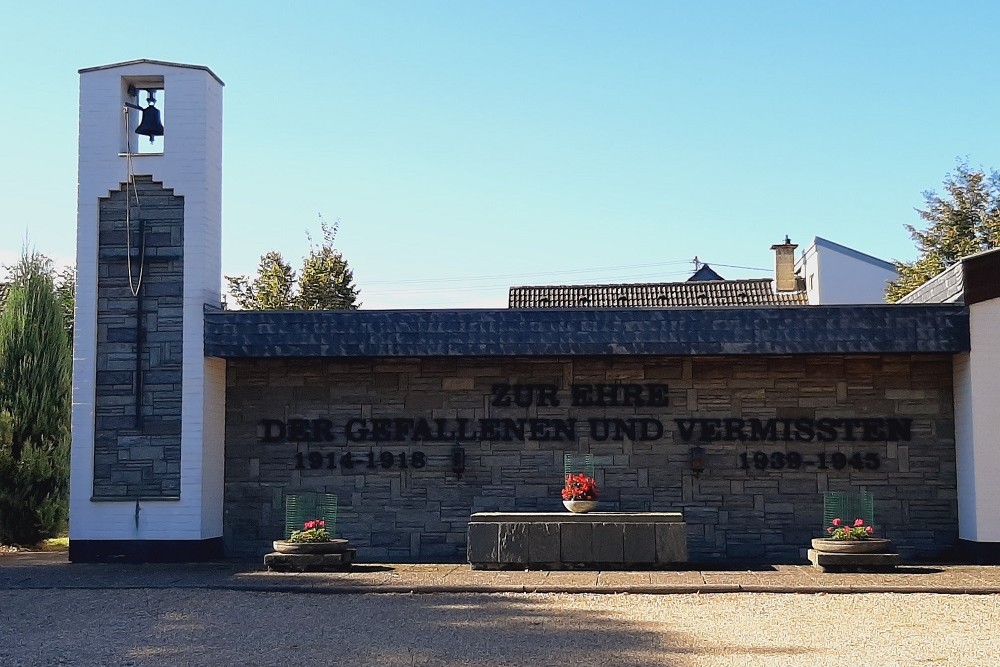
<box><xmin>37</xmin><ymin>537</ymin><xmax>69</xmax><ymax>551</ymax></box>
<box><xmin>0</xmin><ymin>536</ymin><xmax>69</xmax><ymax>552</ymax></box>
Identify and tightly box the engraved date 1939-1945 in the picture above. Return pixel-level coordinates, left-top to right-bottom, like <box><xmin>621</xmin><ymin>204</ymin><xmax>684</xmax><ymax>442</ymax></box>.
<box><xmin>739</xmin><ymin>451</ymin><xmax>880</xmax><ymax>471</ymax></box>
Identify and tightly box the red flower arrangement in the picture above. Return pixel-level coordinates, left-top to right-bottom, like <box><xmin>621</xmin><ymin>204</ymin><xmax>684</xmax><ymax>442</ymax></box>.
<box><xmin>561</xmin><ymin>474</ymin><xmax>599</xmax><ymax>501</ymax></box>
<box><xmin>826</xmin><ymin>517</ymin><xmax>875</xmax><ymax>541</ymax></box>
<box><xmin>288</xmin><ymin>519</ymin><xmax>332</xmax><ymax>543</ymax></box>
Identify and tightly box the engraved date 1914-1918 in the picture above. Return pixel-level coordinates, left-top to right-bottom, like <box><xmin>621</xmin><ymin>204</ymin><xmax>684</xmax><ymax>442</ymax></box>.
<box><xmin>295</xmin><ymin>450</ymin><xmax>426</xmax><ymax>471</ymax></box>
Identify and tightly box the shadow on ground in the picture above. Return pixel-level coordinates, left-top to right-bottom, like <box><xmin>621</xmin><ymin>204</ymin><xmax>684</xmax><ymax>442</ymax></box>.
<box><xmin>0</xmin><ymin>589</ymin><xmax>814</xmax><ymax>667</ymax></box>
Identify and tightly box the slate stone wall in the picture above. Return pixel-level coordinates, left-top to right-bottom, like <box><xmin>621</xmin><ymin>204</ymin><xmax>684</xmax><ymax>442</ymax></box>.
<box><xmin>223</xmin><ymin>354</ymin><xmax>957</xmax><ymax>563</ymax></box>
<box><xmin>93</xmin><ymin>176</ymin><xmax>183</xmax><ymax>498</ymax></box>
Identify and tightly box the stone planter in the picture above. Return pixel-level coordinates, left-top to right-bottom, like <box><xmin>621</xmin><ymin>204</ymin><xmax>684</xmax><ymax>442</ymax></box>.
<box><xmin>272</xmin><ymin>539</ymin><xmax>350</xmax><ymax>554</ymax></box>
<box><xmin>562</xmin><ymin>500</ymin><xmax>598</xmax><ymax>513</ymax></box>
<box><xmin>810</xmin><ymin>538</ymin><xmax>892</xmax><ymax>554</ymax></box>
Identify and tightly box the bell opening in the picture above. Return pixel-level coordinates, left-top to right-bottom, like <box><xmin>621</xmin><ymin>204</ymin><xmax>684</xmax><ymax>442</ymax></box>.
<box><xmin>124</xmin><ymin>83</ymin><xmax>165</xmax><ymax>155</ymax></box>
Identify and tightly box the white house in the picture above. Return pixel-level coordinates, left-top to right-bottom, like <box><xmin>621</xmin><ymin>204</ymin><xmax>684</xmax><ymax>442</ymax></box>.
<box><xmin>795</xmin><ymin>236</ymin><xmax>898</xmax><ymax>305</ymax></box>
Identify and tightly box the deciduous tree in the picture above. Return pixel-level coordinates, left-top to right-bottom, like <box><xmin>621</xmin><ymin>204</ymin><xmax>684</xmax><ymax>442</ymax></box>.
<box><xmin>886</xmin><ymin>161</ymin><xmax>1000</xmax><ymax>301</ymax></box>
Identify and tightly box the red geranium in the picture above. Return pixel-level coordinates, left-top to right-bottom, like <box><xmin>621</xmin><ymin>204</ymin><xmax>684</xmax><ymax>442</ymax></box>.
<box><xmin>562</xmin><ymin>474</ymin><xmax>599</xmax><ymax>501</ymax></box>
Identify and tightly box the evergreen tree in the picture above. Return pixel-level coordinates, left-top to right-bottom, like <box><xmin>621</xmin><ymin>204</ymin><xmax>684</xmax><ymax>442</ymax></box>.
<box><xmin>0</xmin><ymin>252</ymin><xmax>72</xmax><ymax>544</ymax></box>
<box><xmin>226</xmin><ymin>217</ymin><xmax>361</xmax><ymax>310</ymax></box>
<box><xmin>1</xmin><ymin>254</ymin><xmax>74</xmax><ymax>342</ymax></box>
<box><xmin>226</xmin><ymin>251</ymin><xmax>297</xmax><ymax>310</ymax></box>
<box><xmin>297</xmin><ymin>220</ymin><xmax>360</xmax><ymax>310</ymax></box>
<box><xmin>886</xmin><ymin>161</ymin><xmax>1000</xmax><ymax>301</ymax></box>
<box><xmin>55</xmin><ymin>266</ymin><xmax>76</xmax><ymax>343</ymax></box>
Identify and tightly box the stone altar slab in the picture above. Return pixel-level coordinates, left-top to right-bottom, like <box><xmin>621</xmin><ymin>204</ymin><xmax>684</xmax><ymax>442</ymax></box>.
<box><xmin>468</xmin><ymin>512</ymin><xmax>687</xmax><ymax>570</ymax></box>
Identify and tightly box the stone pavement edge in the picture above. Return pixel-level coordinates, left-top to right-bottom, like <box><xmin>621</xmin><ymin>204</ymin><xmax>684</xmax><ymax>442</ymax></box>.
<box><xmin>3</xmin><ymin>551</ymin><xmax>1000</xmax><ymax>595</ymax></box>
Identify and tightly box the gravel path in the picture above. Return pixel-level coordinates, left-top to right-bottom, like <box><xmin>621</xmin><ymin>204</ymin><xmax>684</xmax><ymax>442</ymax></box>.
<box><xmin>2</xmin><ymin>590</ymin><xmax>998</xmax><ymax>666</ymax></box>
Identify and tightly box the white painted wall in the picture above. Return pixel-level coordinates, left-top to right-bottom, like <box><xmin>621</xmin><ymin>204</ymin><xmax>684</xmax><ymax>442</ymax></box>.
<box><xmin>955</xmin><ymin>297</ymin><xmax>1000</xmax><ymax>542</ymax></box>
<box><xmin>953</xmin><ymin>352</ymin><xmax>975</xmax><ymax>537</ymax></box>
<box><xmin>70</xmin><ymin>61</ymin><xmax>225</xmax><ymax>542</ymax></box>
<box><xmin>795</xmin><ymin>238</ymin><xmax>897</xmax><ymax>304</ymax></box>
<box><xmin>201</xmin><ymin>357</ymin><xmax>227</xmax><ymax>537</ymax></box>
<box><xmin>798</xmin><ymin>243</ymin><xmax>821</xmax><ymax>304</ymax></box>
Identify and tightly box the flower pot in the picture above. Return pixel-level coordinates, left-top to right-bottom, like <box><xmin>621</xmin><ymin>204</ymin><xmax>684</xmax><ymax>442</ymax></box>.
<box><xmin>810</xmin><ymin>538</ymin><xmax>892</xmax><ymax>554</ymax></box>
<box><xmin>272</xmin><ymin>539</ymin><xmax>350</xmax><ymax>554</ymax></box>
<box><xmin>563</xmin><ymin>500</ymin><xmax>598</xmax><ymax>513</ymax></box>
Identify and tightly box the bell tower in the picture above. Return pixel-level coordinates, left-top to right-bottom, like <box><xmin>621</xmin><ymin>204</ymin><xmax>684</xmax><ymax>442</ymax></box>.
<box><xmin>70</xmin><ymin>60</ymin><xmax>225</xmax><ymax>561</ymax></box>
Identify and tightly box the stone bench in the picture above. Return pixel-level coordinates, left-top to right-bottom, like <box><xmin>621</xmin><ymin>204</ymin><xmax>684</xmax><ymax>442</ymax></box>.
<box><xmin>467</xmin><ymin>512</ymin><xmax>687</xmax><ymax>570</ymax></box>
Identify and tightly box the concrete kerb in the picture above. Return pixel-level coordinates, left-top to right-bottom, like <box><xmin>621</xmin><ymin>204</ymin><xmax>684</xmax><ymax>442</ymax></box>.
<box><xmin>4</xmin><ymin>552</ymin><xmax>1000</xmax><ymax>595</ymax></box>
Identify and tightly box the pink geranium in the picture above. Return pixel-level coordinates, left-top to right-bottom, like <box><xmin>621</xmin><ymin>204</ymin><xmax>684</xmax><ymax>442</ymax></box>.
<box><xmin>826</xmin><ymin>517</ymin><xmax>876</xmax><ymax>541</ymax></box>
<box><xmin>288</xmin><ymin>518</ymin><xmax>332</xmax><ymax>543</ymax></box>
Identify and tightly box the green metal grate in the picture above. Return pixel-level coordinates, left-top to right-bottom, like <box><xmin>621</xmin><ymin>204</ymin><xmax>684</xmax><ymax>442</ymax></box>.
<box><xmin>284</xmin><ymin>492</ymin><xmax>338</xmax><ymax>539</ymax></box>
<box><xmin>822</xmin><ymin>491</ymin><xmax>873</xmax><ymax>528</ymax></box>
<box><xmin>563</xmin><ymin>453</ymin><xmax>595</xmax><ymax>478</ymax></box>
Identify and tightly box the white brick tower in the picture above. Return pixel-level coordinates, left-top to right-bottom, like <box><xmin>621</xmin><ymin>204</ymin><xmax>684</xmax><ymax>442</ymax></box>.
<box><xmin>70</xmin><ymin>60</ymin><xmax>225</xmax><ymax>561</ymax></box>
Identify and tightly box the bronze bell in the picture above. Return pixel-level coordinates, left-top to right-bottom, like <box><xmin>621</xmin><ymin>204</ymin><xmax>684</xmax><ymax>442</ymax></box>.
<box><xmin>135</xmin><ymin>104</ymin><xmax>164</xmax><ymax>141</ymax></box>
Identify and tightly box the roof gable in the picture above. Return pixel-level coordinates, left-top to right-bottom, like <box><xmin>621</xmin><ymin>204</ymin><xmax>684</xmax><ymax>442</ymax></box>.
<box><xmin>79</xmin><ymin>59</ymin><xmax>224</xmax><ymax>86</ymax></box>
<box><xmin>687</xmin><ymin>265</ymin><xmax>726</xmax><ymax>282</ymax></box>
<box><xmin>813</xmin><ymin>237</ymin><xmax>895</xmax><ymax>272</ymax></box>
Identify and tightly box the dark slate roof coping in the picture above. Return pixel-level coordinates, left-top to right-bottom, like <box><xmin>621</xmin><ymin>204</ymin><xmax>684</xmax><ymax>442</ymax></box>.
<box><xmin>963</xmin><ymin>246</ymin><xmax>1000</xmax><ymax>305</ymax></box>
<box><xmin>205</xmin><ymin>304</ymin><xmax>969</xmax><ymax>359</ymax></box>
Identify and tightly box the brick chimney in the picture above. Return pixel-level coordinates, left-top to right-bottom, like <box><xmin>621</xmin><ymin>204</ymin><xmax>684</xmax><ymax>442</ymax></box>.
<box><xmin>770</xmin><ymin>236</ymin><xmax>799</xmax><ymax>292</ymax></box>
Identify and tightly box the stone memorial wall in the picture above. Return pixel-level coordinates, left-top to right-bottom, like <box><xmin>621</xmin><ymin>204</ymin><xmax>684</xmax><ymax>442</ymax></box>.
<box><xmin>223</xmin><ymin>354</ymin><xmax>956</xmax><ymax>562</ymax></box>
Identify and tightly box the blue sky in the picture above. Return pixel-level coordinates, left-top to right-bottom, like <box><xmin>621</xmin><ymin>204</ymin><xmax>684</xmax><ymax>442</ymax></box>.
<box><xmin>1</xmin><ymin>2</ymin><xmax>997</xmax><ymax>308</ymax></box>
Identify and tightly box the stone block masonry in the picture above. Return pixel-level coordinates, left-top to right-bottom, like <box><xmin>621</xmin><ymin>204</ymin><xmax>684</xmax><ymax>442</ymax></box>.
<box><xmin>223</xmin><ymin>354</ymin><xmax>956</xmax><ymax>563</ymax></box>
<box><xmin>93</xmin><ymin>176</ymin><xmax>183</xmax><ymax>498</ymax></box>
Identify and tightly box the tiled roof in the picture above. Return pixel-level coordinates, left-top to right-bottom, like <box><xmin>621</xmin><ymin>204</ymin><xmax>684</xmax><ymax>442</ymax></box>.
<box><xmin>508</xmin><ymin>278</ymin><xmax>808</xmax><ymax>308</ymax></box>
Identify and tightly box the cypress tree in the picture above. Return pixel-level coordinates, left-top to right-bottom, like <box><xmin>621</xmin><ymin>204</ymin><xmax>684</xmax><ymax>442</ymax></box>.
<box><xmin>0</xmin><ymin>252</ymin><xmax>72</xmax><ymax>545</ymax></box>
